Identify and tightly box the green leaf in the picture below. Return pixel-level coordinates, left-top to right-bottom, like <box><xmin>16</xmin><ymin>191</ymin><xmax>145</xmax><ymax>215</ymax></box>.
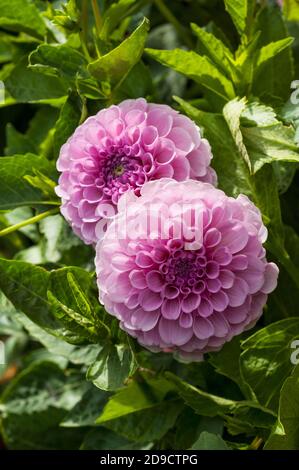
<box><xmin>240</xmin><ymin>318</ymin><xmax>299</xmax><ymax>411</ymax></box>
<box><xmin>5</xmin><ymin>57</ymin><xmax>68</xmax><ymax>103</ymax></box>
<box><xmin>96</xmin><ymin>375</ymin><xmax>176</xmax><ymax>423</ymax></box>
<box><xmin>48</xmin><ymin>268</ymin><xmax>110</xmax><ymax>343</ymax></box>
<box><xmin>252</xmin><ymin>6</ymin><xmax>294</xmax><ymax>102</ymax></box>
<box><xmin>100</xmin><ymin>0</ymin><xmax>141</xmax><ymax>40</ymax></box>
<box><xmin>0</xmin><ymin>361</ymin><xmax>87</xmax><ymax>449</ymax></box>
<box><xmin>80</xmin><ymin>427</ymin><xmax>151</xmax><ymax>450</ymax></box>
<box><xmin>29</xmin><ymin>44</ymin><xmax>87</xmax><ymax>81</ymax></box>
<box><xmin>266</xmin><ymin>226</ymin><xmax>299</xmax><ymax>322</ymax></box>
<box><xmin>165</xmin><ymin>371</ymin><xmax>261</xmax><ymax>417</ymax></box>
<box><xmin>283</xmin><ymin>0</ymin><xmax>299</xmax><ymax>21</ymax></box>
<box><xmin>242</xmin><ymin>120</ymin><xmax>299</xmax><ymax>174</ymax></box>
<box><xmin>15</xmin><ymin>312</ymin><xmax>99</xmax><ymax>365</ymax></box>
<box><xmin>0</xmin><ymin>259</ymin><xmax>60</xmax><ymax>332</ymax></box>
<box><xmin>224</xmin><ymin>98</ymin><xmax>299</xmax><ymax>174</ymax></box>
<box><xmin>5</xmin><ymin>124</ymin><xmax>37</xmax><ymax>156</ymax></box>
<box><xmin>115</xmin><ymin>62</ymin><xmax>153</xmax><ymax>101</ymax></box>
<box><xmin>0</xmin><ymin>259</ymin><xmax>108</xmax><ymax>346</ymax></box>
<box><xmin>0</xmin><ymin>153</ymin><xmax>57</xmax><ymax>210</ymax></box>
<box><xmin>95</xmin><ymin>374</ymin><xmax>181</xmax><ymax>443</ymax></box>
<box><xmin>53</xmin><ymin>92</ymin><xmax>82</xmax><ymax>157</ymax></box>
<box><xmin>25</xmin><ymin>107</ymin><xmax>60</xmax><ymax>158</ymax></box>
<box><xmin>241</xmin><ymin>101</ymin><xmax>278</xmax><ymax>126</ymax></box>
<box><xmin>255</xmin><ymin>38</ymin><xmax>294</xmax><ymax>74</ymax></box>
<box><xmin>61</xmin><ymin>386</ymin><xmax>108</xmax><ymax>427</ymax></box>
<box><xmin>47</xmin><ymin>291</ymin><xmax>100</xmax><ymax>344</ymax></box>
<box><xmin>102</xmin><ymin>400</ymin><xmax>183</xmax><ymax>444</ymax></box>
<box><xmin>191</xmin><ymin>23</ymin><xmax>234</xmax><ymax>77</ymax></box>
<box><xmin>0</xmin><ymin>292</ymin><xmax>23</xmax><ymax>335</ymax></box>
<box><xmin>223</xmin><ymin>97</ymin><xmax>252</xmax><ymax>172</ymax></box>
<box><xmin>209</xmin><ymin>338</ymin><xmax>253</xmax><ymax>399</ymax></box>
<box><xmin>0</xmin><ymin>0</ymin><xmax>46</xmax><ymax>39</ymax></box>
<box><xmin>223</xmin><ymin>0</ymin><xmax>253</xmax><ymax>36</ymax></box>
<box><xmin>265</xmin><ymin>365</ymin><xmax>299</xmax><ymax>450</ymax></box>
<box><xmin>191</xmin><ymin>431</ymin><xmax>230</xmax><ymax>450</ymax></box>
<box><xmin>146</xmin><ymin>48</ymin><xmax>235</xmax><ymax>101</ymax></box>
<box><xmin>88</xmin><ymin>18</ymin><xmax>149</xmax><ymax>88</ymax></box>
<box><xmin>87</xmin><ymin>342</ymin><xmax>137</xmax><ymax>391</ymax></box>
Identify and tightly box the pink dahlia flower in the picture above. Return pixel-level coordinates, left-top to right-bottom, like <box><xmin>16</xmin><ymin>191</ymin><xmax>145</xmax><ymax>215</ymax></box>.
<box><xmin>56</xmin><ymin>98</ymin><xmax>216</xmax><ymax>245</ymax></box>
<box><xmin>95</xmin><ymin>179</ymin><xmax>279</xmax><ymax>362</ymax></box>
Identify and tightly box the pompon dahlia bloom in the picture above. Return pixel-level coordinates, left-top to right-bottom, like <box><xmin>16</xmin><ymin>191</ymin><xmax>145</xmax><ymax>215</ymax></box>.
<box><xmin>56</xmin><ymin>98</ymin><xmax>216</xmax><ymax>245</ymax></box>
<box><xmin>95</xmin><ymin>179</ymin><xmax>279</xmax><ymax>362</ymax></box>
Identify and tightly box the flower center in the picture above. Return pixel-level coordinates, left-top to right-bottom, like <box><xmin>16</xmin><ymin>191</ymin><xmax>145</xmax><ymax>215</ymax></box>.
<box><xmin>164</xmin><ymin>249</ymin><xmax>206</xmax><ymax>288</ymax></box>
<box><xmin>103</xmin><ymin>154</ymin><xmax>129</xmax><ymax>182</ymax></box>
<box><xmin>113</xmin><ymin>164</ymin><xmax>125</xmax><ymax>176</ymax></box>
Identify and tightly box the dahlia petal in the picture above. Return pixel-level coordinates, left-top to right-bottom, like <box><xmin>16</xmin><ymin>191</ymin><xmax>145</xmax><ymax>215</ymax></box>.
<box><xmin>218</xmin><ymin>269</ymin><xmax>235</xmax><ymax>288</ymax></box>
<box><xmin>226</xmin><ymin>277</ymin><xmax>249</xmax><ymax>307</ymax></box>
<box><xmin>187</xmin><ymin>149</ymin><xmax>207</xmax><ymax>177</ymax></box>
<box><xmin>197</xmin><ymin>297</ymin><xmax>213</xmax><ymax>317</ymax></box>
<box><xmin>130</xmin><ymin>308</ymin><xmax>160</xmax><ymax>331</ymax></box>
<box><xmin>181</xmin><ymin>293</ymin><xmax>201</xmax><ymax>313</ymax></box>
<box><xmin>206</xmin><ymin>261</ymin><xmax>220</xmax><ymax>279</ymax></box>
<box><xmin>212</xmin><ymin>247</ymin><xmax>233</xmax><ymax>265</ymax></box>
<box><xmin>179</xmin><ymin>312</ymin><xmax>193</xmax><ymax>328</ymax></box>
<box><xmin>261</xmin><ymin>262</ymin><xmax>279</xmax><ymax>294</ymax></box>
<box><xmin>129</xmin><ymin>270</ymin><xmax>147</xmax><ymax>289</ymax></box>
<box><xmin>220</xmin><ymin>223</ymin><xmax>249</xmax><ymax>254</ymax></box>
<box><xmin>209</xmin><ymin>313</ymin><xmax>229</xmax><ymax>337</ymax></box>
<box><xmin>135</xmin><ymin>251</ymin><xmax>154</xmax><ymax>268</ymax></box>
<box><xmin>147</xmin><ymin>109</ymin><xmax>173</xmax><ymax>137</ymax></box>
<box><xmin>193</xmin><ymin>317</ymin><xmax>214</xmax><ymax>339</ymax></box>
<box><xmin>139</xmin><ymin>290</ymin><xmax>163</xmax><ymax>312</ymax></box>
<box><xmin>159</xmin><ymin>317</ymin><xmax>193</xmax><ymax>346</ymax></box>
<box><xmin>156</xmin><ymin>138</ymin><xmax>176</xmax><ymax>165</ymax></box>
<box><xmin>164</xmin><ymin>285</ymin><xmax>180</xmax><ymax>299</ymax></box>
<box><xmin>204</xmin><ymin>228</ymin><xmax>222</xmax><ymax>248</ymax></box>
<box><xmin>171</xmin><ymin>157</ymin><xmax>190</xmax><ymax>181</ymax></box>
<box><xmin>209</xmin><ymin>290</ymin><xmax>229</xmax><ymax>312</ymax></box>
<box><xmin>168</xmin><ymin>127</ymin><xmax>194</xmax><ymax>153</ymax></box>
<box><xmin>206</xmin><ymin>278</ymin><xmax>222</xmax><ymax>293</ymax></box>
<box><xmin>229</xmin><ymin>254</ymin><xmax>248</xmax><ymax>270</ymax></box>
<box><xmin>146</xmin><ymin>271</ymin><xmax>165</xmax><ymax>292</ymax></box>
<box><xmin>161</xmin><ymin>298</ymin><xmax>181</xmax><ymax>320</ymax></box>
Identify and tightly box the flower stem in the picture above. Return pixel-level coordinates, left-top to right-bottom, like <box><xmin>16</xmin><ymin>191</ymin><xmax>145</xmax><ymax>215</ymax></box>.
<box><xmin>154</xmin><ymin>0</ymin><xmax>194</xmax><ymax>49</ymax></box>
<box><xmin>91</xmin><ymin>0</ymin><xmax>102</xmax><ymax>35</ymax></box>
<box><xmin>0</xmin><ymin>208</ymin><xmax>59</xmax><ymax>238</ymax></box>
<box><xmin>249</xmin><ymin>436</ymin><xmax>263</xmax><ymax>450</ymax></box>
<box><xmin>80</xmin><ymin>0</ymin><xmax>92</xmax><ymax>61</ymax></box>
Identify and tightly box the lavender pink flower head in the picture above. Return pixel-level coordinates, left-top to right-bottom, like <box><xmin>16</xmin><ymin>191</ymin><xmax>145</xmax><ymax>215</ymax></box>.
<box><xmin>95</xmin><ymin>179</ymin><xmax>279</xmax><ymax>362</ymax></box>
<box><xmin>56</xmin><ymin>98</ymin><xmax>216</xmax><ymax>245</ymax></box>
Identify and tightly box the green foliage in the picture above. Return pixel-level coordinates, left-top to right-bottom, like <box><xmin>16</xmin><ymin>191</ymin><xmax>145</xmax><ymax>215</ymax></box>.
<box><xmin>265</xmin><ymin>365</ymin><xmax>299</xmax><ymax>449</ymax></box>
<box><xmin>240</xmin><ymin>319</ymin><xmax>299</xmax><ymax>411</ymax></box>
<box><xmin>191</xmin><ymin>431</ymin><xmax>230</xmax><ymax>450</ymax></box>
<box><xmin>88</xmin><ymin>18</ymin><xmax>149</xmax><ymax>88</ymax></box>
<box><xmin>0</xmin><ymin>154</ymin><xmax>58</xmax><ymax>210</ymax></box>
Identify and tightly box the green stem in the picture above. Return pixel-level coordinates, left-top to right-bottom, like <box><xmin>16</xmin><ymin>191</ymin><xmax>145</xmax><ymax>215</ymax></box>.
<box><xmin>154</xmin><ymin>0</ymin><xmax>194</xmax><ymax>49</ymax></box>
<box><xmin>0</xmin><ymin>208</ymin><xmax>59</xmax><ymax>238</ymax></box>
<box><xmin>91</xmin><ymin>0</ymin><xmax>102</xmax><ymax>35</ymax></box>
<box><xmin>80</xmin><ymin>0</ymin><xmax>92</xmax><ymax>61</ymax></box>
<box><xmin>249</xmin><ymin>436</ymin><xmax>263</xmax><ymax>450</ymax></box>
